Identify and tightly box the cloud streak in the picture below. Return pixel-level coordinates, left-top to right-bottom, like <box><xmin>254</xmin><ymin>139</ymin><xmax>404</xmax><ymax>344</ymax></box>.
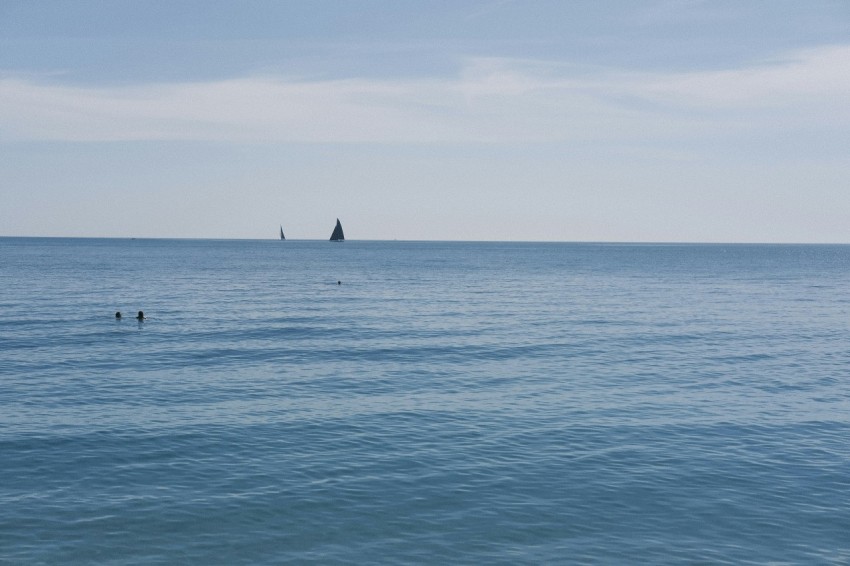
<box><xmin>640</xmin><ymin>45</ymin><xmax>850</xmax><ymax>107</ymax></box>
<box><xmin>2</xmin><ymin>44</ymin><xmax>849</xmax><ymax>144</ymax></box>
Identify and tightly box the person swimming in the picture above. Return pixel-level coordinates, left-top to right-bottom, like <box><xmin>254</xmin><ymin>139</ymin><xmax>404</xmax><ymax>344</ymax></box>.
<box><xmin>115</xmin><ymin>311</ymin><xmax>122</xmax><ymax>319</ymax></box>
<box><xmin>136</xmin><ymin>310</ymin><xmax>145</xmax><ymax>320</ymax></box>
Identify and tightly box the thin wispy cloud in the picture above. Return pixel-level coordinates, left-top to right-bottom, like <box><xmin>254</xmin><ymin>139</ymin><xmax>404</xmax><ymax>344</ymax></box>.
<box><xmin>2</xmin><ymin>44</ymin><xmax>848</xmax><ymax>144</ymax></box>
<box><xmin>634</xmin><ymin>0</ymin><xmax>726</xmax><ymax>26</ymax></box>
<box><xmin>640</xmin><ymin>45</ymin><xmax>850</xmax><ymax>107</ymax></box>
<box><xmin>462</xmin><ymin>0</ymin><xmax>520</xmax><ymax>21</ymax></box>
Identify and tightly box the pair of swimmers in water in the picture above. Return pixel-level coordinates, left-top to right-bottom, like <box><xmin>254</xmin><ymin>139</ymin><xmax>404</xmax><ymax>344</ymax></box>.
<box><xmin>115</xmin><ymin>311</ymin><xmax>145</xmax><ymax>320</ymax></box>
<box><xmin>114</xmin><ymin>281</ymin><xmax>340</xmax><ymax>320</ymax></box>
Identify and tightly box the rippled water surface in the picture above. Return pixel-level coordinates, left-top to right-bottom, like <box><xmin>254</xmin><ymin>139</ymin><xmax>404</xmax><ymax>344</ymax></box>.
<box><xmin>2</xmin><ymin>238</ymin><xmax>850</xmax><ymax>564</ymax></box>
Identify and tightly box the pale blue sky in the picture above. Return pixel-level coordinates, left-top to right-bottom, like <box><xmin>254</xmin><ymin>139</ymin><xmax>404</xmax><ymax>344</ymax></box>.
<box><xmin>2</xmin><ymin>1</ymin><xmax>849</xmax><ymax>241</ymax></box>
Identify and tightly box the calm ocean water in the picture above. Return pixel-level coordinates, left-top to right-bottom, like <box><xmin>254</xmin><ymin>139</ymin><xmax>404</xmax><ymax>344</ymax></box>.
<box><xmin>1</xmin><ymin>238</ymin><xmax>849</xmax><ymax>564</ymax></box>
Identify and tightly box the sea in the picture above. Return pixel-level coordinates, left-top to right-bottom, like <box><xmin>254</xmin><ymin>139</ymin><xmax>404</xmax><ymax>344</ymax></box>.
<box><xmin>1</xmin><ymin>238</ymin><xmax>849</xmax><ymax>564</ymax></box>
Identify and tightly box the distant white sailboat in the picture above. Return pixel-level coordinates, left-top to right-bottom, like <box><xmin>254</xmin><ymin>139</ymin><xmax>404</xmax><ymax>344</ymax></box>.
<box><xmin>280</xmin><ymin>226</ymin><xmax>285</xmax><ymax>240</ymax></box>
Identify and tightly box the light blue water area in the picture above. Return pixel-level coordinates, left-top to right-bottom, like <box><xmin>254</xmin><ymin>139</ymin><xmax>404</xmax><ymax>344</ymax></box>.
<box><xmin>1</xmin><ymin>238</ymin><xmax>850</xmax><ymax>563</ymax></box>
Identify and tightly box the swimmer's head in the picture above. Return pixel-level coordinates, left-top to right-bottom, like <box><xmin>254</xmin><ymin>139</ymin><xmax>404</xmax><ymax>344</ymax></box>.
<box><xmin>136</xmin><ymin>310</ymin><xmax>145</xmax><ymax>320</ymax></box>
<box><xmin>115</xmin><ymin>311</ymin><xmax>122</xmax><ymax>319</ymax></box>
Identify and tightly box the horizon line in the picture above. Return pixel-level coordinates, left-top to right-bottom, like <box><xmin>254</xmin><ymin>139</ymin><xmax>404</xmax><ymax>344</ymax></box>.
<box><xmin>1</xmin><ymin>235</ymin><xmax>848</xmax><ymax>246</ymax></box>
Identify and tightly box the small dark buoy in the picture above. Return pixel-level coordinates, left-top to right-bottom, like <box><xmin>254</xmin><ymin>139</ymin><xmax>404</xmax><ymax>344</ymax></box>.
<box><xmin>115</xmin><ymin>311</ymin><xmax>122</xmax><ymax>319</ymax></box>
<box><xmin>136</xmin><ymin>310</ymin><xmax>145</xmax><ymax>320</ymax></box>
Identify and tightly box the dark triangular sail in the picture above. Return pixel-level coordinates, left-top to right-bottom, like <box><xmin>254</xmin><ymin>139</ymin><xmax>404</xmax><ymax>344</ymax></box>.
<box><xmin>329</xmin><ymin>218</ymin><xmax>344</xmax><ymax>241</ymax></box>
<box><xmin>280</xmin><ymin>226</ymin><xmax>285</xmax><ymax>240</ymax></box>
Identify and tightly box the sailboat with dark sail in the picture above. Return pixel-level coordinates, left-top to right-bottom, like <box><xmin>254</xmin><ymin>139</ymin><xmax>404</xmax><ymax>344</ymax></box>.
<box><xmin>279</xmin><ymin>226</ymin><xmax>285</xmax><ymax>240</ymax></box>
<box><xmin>329</xmin><ymin>219</ymin><xmax>345</xmax><ymax>242</ymax></box>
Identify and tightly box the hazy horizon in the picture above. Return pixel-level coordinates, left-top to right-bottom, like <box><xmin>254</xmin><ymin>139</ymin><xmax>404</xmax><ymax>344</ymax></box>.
<box><xmin>5</xmin><ymin>235</ymin><xmax>850</xmax><ymax>246</ymax></box>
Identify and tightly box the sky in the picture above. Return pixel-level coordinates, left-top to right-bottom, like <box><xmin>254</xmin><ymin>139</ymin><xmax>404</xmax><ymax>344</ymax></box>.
<box><xmin>1</xmin><ymin>0</ymin><xmax>849</xmax><ymax>242</ymax></box>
